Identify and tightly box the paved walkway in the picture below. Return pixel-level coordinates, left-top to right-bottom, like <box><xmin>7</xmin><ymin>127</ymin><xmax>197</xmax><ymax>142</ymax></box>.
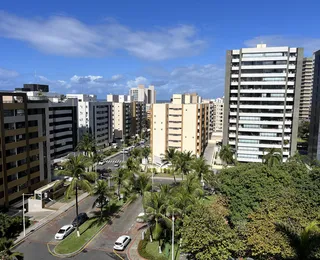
<box><xmin>127</xmin><ymin>227</ymin><xmax>147</xmax><ymax>260</ymax></box>
<box><xmin>15</xmin><ymin>192</ymin><xmax>89</xmax><ymax>244</ymax></box>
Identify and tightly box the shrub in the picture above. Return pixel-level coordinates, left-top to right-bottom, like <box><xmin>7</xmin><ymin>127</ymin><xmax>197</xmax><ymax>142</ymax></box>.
<box><xmin>163</xmin><ymin>168</ymin><xmax>167</xmax><ymax>174</ymax></box>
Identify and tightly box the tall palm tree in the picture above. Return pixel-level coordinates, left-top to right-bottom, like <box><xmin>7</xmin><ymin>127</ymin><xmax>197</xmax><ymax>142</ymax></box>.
<box><xmin>56</xmin><ymin>154</ymin><xmax>96</xmax><ymax>237</ymax></box>
<box><xmin>263</xmin><ymin>148</ymin><xmax>282</xmax><ymax>167</ymax></box>
<box><xmin>276</xmin><ymin>221</ymin><xmax>320</xmax><ymax>260</ymax></box>
<box><xmin>219</xmin><ymin>145</ymin><xmax>234</xmax><ymax>165</ymax></box>
<box><xmin>113</xmin><ymin>168</ymin><xmax>129</xmax><ymax>200</ymax></box>
<box><xmin>174</xmin><ymin>151</ymin><xmax>193</xmax><ymax>181</ymax></box>
<box><xmin>132</xmin><ymin>173</ymin><xmax>152</xmax><ymax>212</ymax></box>
<box><xmin>125</xmin><ymin>157</ymin><xmax>140</xmax><ymax>174</ymax></box>
<box><xmin>181</xmin><ymin>174</ymin><xmax>204</xmax><ymax>198</ymax></box>
<box><xmin>162</xmin><ymin>148</ymin><xmax>178</xmax><ymax>183</ymax></box>
<box><xmin>92</xmin><ymin>152</ymin><xmax>104</xmax><ymax>172</ymax></box>
<box><xmin>0</xmin><ymin>238</ymin><xmax>23</xmax><ymax>260</ymax></box>
<box><xmin>145</xmin><ymin>191</ymin><xmax>170</xmax><ymax>253</ymax></box>
<box><xmin>92</xmin><ymin>180</ymin><xmax>113</xmax><ymax>218</ymax></box>
<box><xmin>191</xmin><ymin>156</ymin><xmax>211</xmax><ymax>182</ymax></box>
<box><xmin>77</xmin><ymin>133</ymin><xmax>96</xmax><ymax>158</ymax></box>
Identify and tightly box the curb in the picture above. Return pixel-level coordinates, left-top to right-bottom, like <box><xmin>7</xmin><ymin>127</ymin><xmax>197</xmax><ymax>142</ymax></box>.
<box><xmin>127</xmin><ymin>227</ymin><xmax>148</xmax><ymax>260</ymax></box>
<box><xmin>51</xmin><ymin>200</ymin><xmax>132</xmax><ymax>258</ymax></box>
<box><xmin>113</xmin><ymin>249</ymin><xmax>125</xmax><ymax>260</ymax></box>
<box><xmin>12</xmin><ymin>193</ymin><xmax>90</xmax><ymax>249</ymax></box>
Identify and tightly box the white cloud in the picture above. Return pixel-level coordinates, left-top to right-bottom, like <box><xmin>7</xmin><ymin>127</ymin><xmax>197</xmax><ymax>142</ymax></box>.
<box><xmin>0</xmin><ymin>68</ymin><xmax>19</xmax><ymax>78</ymax></box>
<box><xmin>0</xmin><ymin>11</ymin><xmax>206</xmax><ymax>60</ymax></box>
<box><xmin>126</xmin><ymin>76</ymin><xmax>149</xmax><ymax>89</ymax></box>
<box><xmin>244</xmin><ymin>35</ymin><xmax>320</xmax><ymax>55</ymax></box>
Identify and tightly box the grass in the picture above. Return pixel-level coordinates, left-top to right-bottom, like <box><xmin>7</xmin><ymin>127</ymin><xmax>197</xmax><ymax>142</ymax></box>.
<box><xmin>145</xmin><ymin>241</ymin><xmax>180</xmax><ymax>260</ymax></box>
<box><xmin>54</xmin><ymin>218</ymin><xmax>104</xmax><ymax>255</ymax></box>
<box><xmin>54</xmin><ymin>199</ymin><xmax>124</xmax><ymax>255</ymax></box>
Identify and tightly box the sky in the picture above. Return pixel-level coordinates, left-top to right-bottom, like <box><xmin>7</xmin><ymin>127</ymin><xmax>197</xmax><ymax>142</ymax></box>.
<box><xmin>0</xmin><ymin>0</ymin><xmax>319</xmax><ymax>100</ymax></box>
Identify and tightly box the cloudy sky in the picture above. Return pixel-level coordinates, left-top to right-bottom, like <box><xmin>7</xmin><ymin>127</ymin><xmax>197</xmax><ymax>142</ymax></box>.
<box><xmin>0</xmin><ymin>0</ymin><xmax>319</xmax><ymax>99</ymax></box>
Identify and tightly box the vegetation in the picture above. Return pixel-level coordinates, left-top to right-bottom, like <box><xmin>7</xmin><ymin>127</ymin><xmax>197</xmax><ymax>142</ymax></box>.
<box><xmin>219</xmin><ymin>145</ymin><xmax>234</xmax><ymax>165</ymax></box>
<box><xmin>56</xmin><ymin>154</ymin><xmax>97</xmax><ymax>237</ymax></box>
<box><xmin>0</xmin><ymin>238</ymin><xmax>23</xmax><ymax>260</ymax></box>
<box><xmin>92</xmin><ymin>180</ymin><xmax>114</xmax><ymax>218</ymax></box>
<box><xmin>298</xmin><ymin>120</ymin><xmax>310</xmax><ymax>141</ymax></box>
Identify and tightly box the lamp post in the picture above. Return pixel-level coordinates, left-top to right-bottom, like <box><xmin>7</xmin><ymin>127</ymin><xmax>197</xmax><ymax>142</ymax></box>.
<box><xmin>172</xmin><ymin>212</ymin><xmax>175</xmax><ymax>260</ymax></box>
<box><xmin>121</xmin><ymin>139</ymin><xmax>125</xmax><ymax>162</ymax></box>
<box><xmin>152</xmin><ymin>170</ymin><xmax>154</xmax><ymax>192</ymax></box>
<box><xmin>22</xmin><ymin>193</ymin><xmax>33</xmax><ymax>237</ymax></box>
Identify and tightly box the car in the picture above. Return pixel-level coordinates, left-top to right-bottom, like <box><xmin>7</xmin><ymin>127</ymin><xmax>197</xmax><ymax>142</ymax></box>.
<box><xmin>55</xmin><ymin>225</ymin><xmax>74</xmax><ymax>240</ymax></box>
<box><xmin>72</xmin><ymin>212</ymin><xmax>88</xmax><ymax>227</ymax></box>
<box><xmin>114</xmin><ymin>163</ymin><xmax>120</xmax><ymax>167</ymax></box>
<box><xmin>113</xmin><ymin>235</ymin><xmax>131</xmax><ymax>251</ymax></box>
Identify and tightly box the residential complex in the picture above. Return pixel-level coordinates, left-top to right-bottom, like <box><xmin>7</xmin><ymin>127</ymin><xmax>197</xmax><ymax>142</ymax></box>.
<box><xmin>223</xmin><ymin>44</ymin><xmax>303</xmax><ymax>163</ymax></box>
<box><xmin>66</xmin><ymin>94</ymin><xmax>113</xmax><ymax>148</ymax></box>
<box><xmin>0</xmin><ymin>92</ymin><xmax>51</xmax><ymax>208</ymax></box>
<box><xmin>203</xmin><ymin>97</ymin><xmax>224</xmax><ymax>138</ymax></box>
<box><xmin>107</xmin><ymin>94</ymin><xmax>132</xmax><ymax>103</ymax></box>
<box><xmin>308</xmin><ymin>50</ymin><xmax>320</xmax><ymax>160</ymax></box>
<box><xmin>299</xmin><ymin>57</ymin><xmax>314</xmax><ymax>121</ymax></box>
<box><xmin>150</xmin><ymin>94</ymin><xmax>209</xmax><ymax>164</ymax></box>
<box><xmin>129</xmin><ymin>85</ymin><xmax>156</xmax><ymax>104</ymax></box>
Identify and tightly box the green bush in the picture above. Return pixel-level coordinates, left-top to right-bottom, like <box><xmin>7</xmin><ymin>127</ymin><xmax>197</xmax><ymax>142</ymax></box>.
<box><xmin>163</xmin><ymin>168</ymin><xmax>167</xmax><ymax>174</ymax></box>
<box><xmin>138</xmin><ymin>240</ymin><xmax>167</xmax><ymax>260</ymax></box>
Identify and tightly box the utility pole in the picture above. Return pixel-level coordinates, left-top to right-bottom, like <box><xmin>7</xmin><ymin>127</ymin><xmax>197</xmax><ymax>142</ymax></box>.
<box><xmin>172</xmin><ymin>212</ymin><xmax>175</xmax><ymax>260</ymax></box>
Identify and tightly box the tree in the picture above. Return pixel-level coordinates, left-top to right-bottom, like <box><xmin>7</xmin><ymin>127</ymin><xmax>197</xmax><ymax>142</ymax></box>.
<box><xmin>113</xmin><ymin>168</ymin><xmax>128</xmax><ymax>200</ymax></box>
<box><xmin>298</xmin><ymin>120</ymin><xmax>310</xmax><ymax>140</ymax></box>
<box><xmin>142</xmin><ymin>147</ymin><xmax>151</xmax><ymax>160</ymax></box>
<box><xmin>130</xmin><ymin>148</ymin><xmax>142</xmax><ymax>159</ymax></box>
<box><xmin>162</xmin><ymin>148</ymin><xmax>177</xmax><ymax>165</ymax></box>
<box><xmin>219</xmin><ymin>145</ymin><xmax>234</xmax><ymax>165</ymax></box>
<box><xmin>180</xmin><ymin>204</ymin><xmax>244</xmax><ymax>260</ymax></box>
<box><xmin>191</xmin><ymin>156</ymin><xmax>211</xmax><ymax>182</ymax></box>
<box><xmin>174</xmin><ymin>151</ymin><xmax>193</xmax><ymax>180</ymax></box>
<box><xmin>92</xmin><ymin>180</ymin><xmax>113</xmax><ymax>218</ymax></box>
<box><xmin>0</xmin><ymin>238</ymin><xmax>23</xmax><ymax>260</ymax></box>
<box><xmin>77</xmin><ymin>133</ymin><xmax>96</xmax><ymax>158</ymax></box>
<box><xmin>57</xmin><ymin>154</ymin><xmax>96</xmax><ymax>237</ymax></box>
<box><xmin>276</xmin><ymin>221</ymin><xmax>320</xmax><ymax>260</ymax></box>
<box><xmin>132</xmin><ymin>173</ymin><xmax>152</xmax><ymax>212</ymax></box>
<box><xmin>263</xmin><ymin>148</ymin><xmax>282</xmax><ymax>167</ymax></box>
<box><xmin>0</xmin><ymin>214</ymin><xmax>29</xmax><ymax>239</ymax></box>
<box><xmin>125</xmin><ymin>157</ymin><xmax>140</xmax><ymax>173</ymax></box>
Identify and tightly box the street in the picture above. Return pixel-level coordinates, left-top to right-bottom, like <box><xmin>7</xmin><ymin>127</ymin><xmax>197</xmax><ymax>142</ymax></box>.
<box><xmin>15</xmin><ymin>195</ymin><xmax>143</xmax><ymax>260</ymax></box>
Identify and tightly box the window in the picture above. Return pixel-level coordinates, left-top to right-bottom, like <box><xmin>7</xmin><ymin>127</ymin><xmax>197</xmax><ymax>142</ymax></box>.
<box><xmin>239</xmin><ymin>139</ymin><xmax>259</xmax><ymax>144</ymax></box>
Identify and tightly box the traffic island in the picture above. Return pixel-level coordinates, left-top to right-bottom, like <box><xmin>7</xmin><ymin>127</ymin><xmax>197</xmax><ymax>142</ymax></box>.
<box><xmin>50</xmin><ymin>200</ymin><xmax>126</xmax><ymax>257</ymax></box>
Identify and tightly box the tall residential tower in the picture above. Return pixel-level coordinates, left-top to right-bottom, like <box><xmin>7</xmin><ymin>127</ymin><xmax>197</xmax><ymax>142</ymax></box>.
<box><xmin>223</xmin><ymin>44</ymin><xmax>303</xmax><ymax>163</ymax></box>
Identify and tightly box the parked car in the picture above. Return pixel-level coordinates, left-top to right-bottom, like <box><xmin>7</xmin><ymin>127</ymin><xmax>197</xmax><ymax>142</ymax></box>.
<box><xmin>55</xmin><ymin>225</ymin><xmax>74</xmax><ymax>240</ymax></box>
<box><xmin>114</xmin><ymin>163</ymin><xmax>120</xmax><ymax>167</ymax></box>
<box><xmin>113</xmin><ymin>235</ymin><xmax>131</xmax><ymax>251</ymax></box>
<box><xmin>72</xmin><ymin>212</ymin><xmax>88</xmax><ymax>227</ymax></box>
<box><xmin>136</xmin><ymin>212</ymin><xmax>146</xmax><ymax>223</ymax></box>
<box><xmin>98</xmin><ymin>161</ymin><xmax>105</xmax><ymax>166</ymax></box>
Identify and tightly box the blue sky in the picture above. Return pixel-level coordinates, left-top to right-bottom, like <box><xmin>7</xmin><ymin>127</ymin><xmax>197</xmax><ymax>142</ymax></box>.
<box><xmin>0</xmin><ymin>0</ymin><xmax>319</xmax><ymax>100</ymax></box>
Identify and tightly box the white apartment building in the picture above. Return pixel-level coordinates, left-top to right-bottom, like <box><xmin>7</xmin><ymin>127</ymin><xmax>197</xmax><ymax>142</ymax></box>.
<box><xmin>203</xmin><ymin>97</ymin><xmax>224</xmax><ymax>138</ymax></box>
<box><xmin>299</xmin><ymin>57</ymin><xmax>314</xmax><ymax>121</ymax></box>
<box><xmin>223</xmin><ymin>44</ymin><xmax>303</xmax><ymax>163</ymax></box>
<box><xmin>66</xmin><ymin>94</ymin><xmax>113</xmax><ymax>148</ymax></box>
<box><xmin>151</xmin><ymin>94</ymin><xmax>208</xmax><ymax>164</ymax></box>
<box><xmin>107</xmin><ymin>94</ymin><xmax>132</xmax><ymax>103</ymax></box>
<box><xmin>130</xmin><ymin>85</ymin><xmax>156</xmax><ymax>104</ymax></box>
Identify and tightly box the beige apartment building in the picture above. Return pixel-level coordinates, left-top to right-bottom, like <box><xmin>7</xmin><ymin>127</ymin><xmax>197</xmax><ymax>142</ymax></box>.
<box><xmin>0</xmin><ymin>92</ymin><xmax>50</xmax><ymax>208</ymax></box>
<box><xmin>203</xmin><ymin>97</ymin><xmax>224</xmax><ymax>139</ymax></box>
<box><xmin>150</xmin><ymin>94</ymin><xmax>208</xmax><ymax>164</ymax></box>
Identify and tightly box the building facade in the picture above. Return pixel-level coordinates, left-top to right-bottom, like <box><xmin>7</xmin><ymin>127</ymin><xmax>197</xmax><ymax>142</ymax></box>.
<box><xmin>129</xmin><ymin>85</ymin><xmax>156</xmax><ymax>104</ymax></box>
<box><xmin>0</xmin><ymin>93</ymin><xmax>51</xmax><ymax>208</ymax></box>
<box><xmin>308</xmin><ymin>50</ymin><xmax>320</xmax><ymax>160</ymax></box>
<box><xmin>66</xmin><ymin>94</ymin><xmax>113</xmax><ymax>148</ymax></box>
<box><xmin>151</xmin><ymin>95</ymin><xmax>208</xmax><ymax>164</ymax></box>
<box><xmin>48</xmin><ymin>97</ymin><xmax>78</xmax><ymax>160</ymax></box>
<box><xmin>107</xmin><ymin>94</ymin><xmax>132</xmax><ymax>103</ymax></box>
<box><xmin>299</xmin><ymin>57</ymin><xmax>314</xmax><ymax>121</ymax></box>
<box><xmin>223</xmin><ymin>44</ymin><xmax>303</xmax><ymax>163</ymax></box>
<box><xmin>203</xmin><ymin>97</ymin><xmax>224</xmax><ymax>138</ymax></box>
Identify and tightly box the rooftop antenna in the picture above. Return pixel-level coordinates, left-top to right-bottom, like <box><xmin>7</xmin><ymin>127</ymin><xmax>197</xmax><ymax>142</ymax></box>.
<box><xmin>34</xmin><ymin>70</ymin><xmax>37</xmax><ymax>84</ymax></box>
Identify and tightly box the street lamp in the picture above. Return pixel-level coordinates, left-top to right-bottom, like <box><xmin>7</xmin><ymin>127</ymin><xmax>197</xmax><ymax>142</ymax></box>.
<box><xmin>121</xmin><ymin>139</ymin><xmax>125</xmax><ymax>162</ymax></box>
<box><xmin>172</xmin><ymin>212</ymin><xmax>175</xmax><ymax>260</ymax></box>
<box><xmin>22</xmin><ymin>193</ymin><xmax>33</xmax><ymax>237</ymax></box>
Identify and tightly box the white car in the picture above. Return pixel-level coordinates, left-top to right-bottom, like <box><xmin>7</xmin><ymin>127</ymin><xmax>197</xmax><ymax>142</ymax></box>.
<box><xmin>55</xmin><ymin>225</ymin><xmax>74</xmax><ymax>240</ymax></box>
<box><xmin>136</xmin><ymin>212</ymin><xmax>146</xmax><ymax>223</ymax></box>
<box><xmin>98</xmin><ymin>161</ymin><xmax>105</xmax><ymax>165</ymax></box>
<box><xmin>113</xmin><ymin>235</ymin><xmax>131</xmax><ymax>251</ymax></box>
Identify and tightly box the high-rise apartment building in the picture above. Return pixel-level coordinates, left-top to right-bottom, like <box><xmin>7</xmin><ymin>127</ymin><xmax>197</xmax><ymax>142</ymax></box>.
<box><xmin>107</xmin><ymin>94</ymin><xmax>132</xmax><ymax>103</ymax></box>
<box><xmin>299</xmin><ymin>58</ymin><xmax>314</xmax><ymax>121</ymax></box>
<box><xmin>203</xmin><ymin>98</ymin><xmax>224</xmax><ymax>138</ymax></box>
<box><xmin>48</xmin><ymin>97</ymin><xmax>78</xmax><ymax>160</ymax></box>
<box><xmin>66</xmin><ymin>94</ymin><xmax>113</xmax><ymax>148</ymax></box>
<box><xmin>0</xmin><ymin>92</ymin><xmax>51</xmax><ymax>208</ymax></box>
<box><xmin>150</xmin><ymin>94</ymin><xmax>208</xmax><ymax>164</ymax></box>
<box><xmin>223</xmin><ymin>44</ymin><xmax>303</xmax><ymax>163</ymax></box>
<box><xmin>308</xmin><ymin>50</ymin><xmax>320</xmax><ymax>160</ymax></box>
<box><xmin>172</xmin><ymin>93</ymin><xmax>202</xmax><ymax>104</ymax></box>
<box><xmin>112</xmin><ymin>101</ymin><xmax>146</xmax><ymax>140</ymax></box>
<box><xmin>129</xmin><ymin>85</ymin><xmax>156</xmax><ymax>104</ymax></box>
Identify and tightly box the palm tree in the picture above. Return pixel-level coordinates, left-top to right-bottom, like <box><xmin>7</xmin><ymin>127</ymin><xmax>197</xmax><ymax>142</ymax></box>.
<box><xmin>132</xmin><ymin>173</ymin><xmax>152</xmax><ymax>212</ymax></box>
<box><xmin>92</xmin><ymin>152</ymin><xmax>105</xmax><ymax>172</ymax></box>
<box><xmin>125</xmin><ymin>157</ymin><xmax>140</xmax><ymax>173</ymax></box>
<box><xmin>0</xmin><ymin>238</ymin><xmax>23</xmax><ymax>260</ymax></box>
<box><xmin>92</xmin><ymin>180</ymin><xmax>113</xmax><ymax>218</ymax></box>
<box><xmin>142</xmin><ymin>147</ymin><xmax>151</xmax><ymax>160</ymax></box>
<box><xmin>162</xmin><ymin>148</ymin><xmax>177</xmax><ymax>165</ymax></box>
<box><xmin>219</xmin><ymin>145</ymin><xmax>234</xmax><ymax>165</ymax></box>
<box><xmin>191</xmin><ymin>156</ymin><xmax>211</xmax><ymax>182</ymax></box>
<box><xmin>113</xmin><ymin>168</ymin><xmax>129</xmax><ymax>200</ymax></box>
<box><xmin>174</xmin><ymin>151</ymin><xmax>193</xmax><ymax>181</ymax></box>
<box><xmin>145</xmin><ymin>191</ymin><xmax>170</xmax><ymax>253</ymax></box>
<box><xmin>181</xmin><ymin>174</ymin><xmax>204</xmax><ymax>198</ymax></box>
<box><xmin>276</xmin><ymin>221</ymin><xmax>320</xmax><ymax>260</ymax></box>
<box><xmin>56</xmin><ymin>154</ymin><xmax>96</xmax><ymax>237</ymax></box>
<box><xmin>77</xmin><ymin>133</ymin><xmax>96</xmax><ymax>158</ymax></box>
<box><xmin>263</xmin><ymin>148</ymin><xmax>282</xmax><ymax>167</ymax></box>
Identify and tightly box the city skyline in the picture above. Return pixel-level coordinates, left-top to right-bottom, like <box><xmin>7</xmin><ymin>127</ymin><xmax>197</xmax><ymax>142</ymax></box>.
<box><xmin>0</xmin><ymin>0</ymin><xmax>319</xmax><ymax>99</ymax></box>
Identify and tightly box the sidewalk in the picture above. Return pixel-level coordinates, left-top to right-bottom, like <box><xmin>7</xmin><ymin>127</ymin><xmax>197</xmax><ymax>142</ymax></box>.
<box><xmin>127</xmin><ymin>227</ymin><xmax>147</xmax><ymax>260</ymax></box>
<box><xmin>15</xmin><ymin>192</ymin><xmax>89</xmax><ymax>244</ymax></box>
